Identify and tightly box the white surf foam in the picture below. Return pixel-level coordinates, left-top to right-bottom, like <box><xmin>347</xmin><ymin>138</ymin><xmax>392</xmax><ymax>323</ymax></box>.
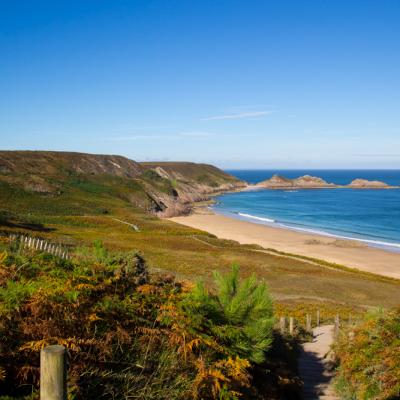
<box><xmin>276</xmin><ymin>223</ymin><xmax>400</xmax><ymax>250</ymax></box>
<box><xmin>231</xmin><ymin>211</ymin><xmax>400</xmax><ymax>251</ymax></box>
<box><xmin>237</xmin><ymin>212</ymin><xmax>275</xmax><ymax>223</ymax></box>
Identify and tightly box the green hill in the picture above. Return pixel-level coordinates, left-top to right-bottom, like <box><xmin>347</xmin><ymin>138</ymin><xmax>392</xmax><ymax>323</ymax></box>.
<box><xmin>0</xmin><ymin>151</ymin><xmax>244</xmax><ymax>218</ymax></box>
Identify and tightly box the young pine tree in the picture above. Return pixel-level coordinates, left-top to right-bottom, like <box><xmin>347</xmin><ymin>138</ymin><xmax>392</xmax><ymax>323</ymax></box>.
<box><xmin>184</xmin><ymin>265</ymin><xmax>274</xmax><ymax>364</ymax></box>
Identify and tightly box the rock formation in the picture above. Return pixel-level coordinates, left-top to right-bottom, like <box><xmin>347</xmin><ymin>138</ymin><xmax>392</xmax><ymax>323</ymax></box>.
<box><xmin>253</xmin><ymin>175</ymin><xmax>395</xmax><ymax>190</ymax></box>
<box><xmin>347</xmin><ymin>179</ymin><xmax>389</xmax><ymax>188</ymax></box>
<box><xmin>255</xmin><ymin>174</ymin><xmax>334</xmax><ymax>189</ymax></box>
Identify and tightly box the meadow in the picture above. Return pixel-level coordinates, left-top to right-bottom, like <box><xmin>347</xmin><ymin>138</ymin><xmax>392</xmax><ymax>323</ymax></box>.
<box><xmin>2</xmin><ymin>195</ymin><xmax>400</xmax><ymax>318</ymax></box>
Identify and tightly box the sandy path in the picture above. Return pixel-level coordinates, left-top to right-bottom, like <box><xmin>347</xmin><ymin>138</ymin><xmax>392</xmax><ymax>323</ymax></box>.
<box><xmin>299</xmin><ymin>325</ymin><xmax>338</xmax><ymax>399</ymax></box>
<box><xmin>168</xmin><ymin>213</ymin><xmax>400</xmax><ymax>279</ymax></box>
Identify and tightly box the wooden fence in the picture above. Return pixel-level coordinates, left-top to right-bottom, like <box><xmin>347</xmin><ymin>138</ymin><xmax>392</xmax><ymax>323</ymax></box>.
<box><xmin>278</xmin><ymin>311</ymin><xmax>347</xmax><ymax>337</ymax></box>
<box><xmin>7</xmin><ymin>233</ymin><xmax>71</xmax><ymax>260</ymax></box>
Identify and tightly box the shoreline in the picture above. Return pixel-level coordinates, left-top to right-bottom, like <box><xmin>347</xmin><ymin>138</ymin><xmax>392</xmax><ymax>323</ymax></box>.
<box><xmin>168</xmin><ymin>208</ymin><xmax>400</xmax><ymax>280</ymax></box>
<box><xmin>222</xmin><ymin>210</ymin><xmax>400</xmax><ymax>253</ymax></box>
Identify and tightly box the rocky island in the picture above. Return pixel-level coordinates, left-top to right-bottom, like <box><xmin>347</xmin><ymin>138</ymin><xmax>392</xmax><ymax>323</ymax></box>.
<box><xmin>347</xmin><ymin>178</ymin><xmax>389</xmax><ymax>188</ymax></box>
<box><xmin>252</xmin><ymin>174</ymin><xmax>397</xmax><ymax>189</ymax></box>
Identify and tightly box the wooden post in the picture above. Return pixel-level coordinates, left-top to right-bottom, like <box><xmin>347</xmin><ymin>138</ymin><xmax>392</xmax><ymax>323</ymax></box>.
<box><xmin>40</xmin><ymin>345</ymin><xmax>67</xmax><ymax>400</ymax></box>
<box><xmin>334</xmin><ymin>314</ymin><xmax>340</xmax><ymax>338</ymax></box>
<box><xmin>316</xmin><ymin>310</ymin><xmax>320</xmax><ymax>326</ymax></box>
<box><xmin>289</xmin><ymin>317</ymin><xmax>294</xmax><ymax>335</ymax></box>
<box><xmin>306</xmin><ymin>314</ymin><xmax>312</xmax><ymax>332</ymax></box>
<box><xmin>279</xmin><ymin>316</ymin><xmax>286</xmax><ymax>334</ymax></box>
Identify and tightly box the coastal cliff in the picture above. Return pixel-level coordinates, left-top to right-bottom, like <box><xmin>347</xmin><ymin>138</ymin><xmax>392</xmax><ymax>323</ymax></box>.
<box><xmin>0</xmin><ymin>151</ymin><xmax>245</xmax><ymax>218</ymax></box>
<box><xmin>253</xmin><ymin>174</ymin><xmax>395</xmax><ymax>189</ymax></box>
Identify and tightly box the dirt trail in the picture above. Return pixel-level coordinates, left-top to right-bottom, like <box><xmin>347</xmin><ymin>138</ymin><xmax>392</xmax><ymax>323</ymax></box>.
<box><xmin>298</xmin><ymin>325</ymin><xmax>338</xmax><ymax>399</ymax></box>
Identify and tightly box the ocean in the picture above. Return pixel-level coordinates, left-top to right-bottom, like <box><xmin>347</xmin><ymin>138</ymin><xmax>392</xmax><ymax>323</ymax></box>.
<box><xmin>212</xmin><ymin>170</ymin><xmax>400</xmax><ymax>253</ymax></box>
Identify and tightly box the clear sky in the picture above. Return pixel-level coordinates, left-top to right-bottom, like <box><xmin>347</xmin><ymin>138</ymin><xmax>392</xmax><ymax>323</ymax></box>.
<box><xmin>1</xmin><ymin>0</ymin><xmax>399</xmax><ymax>168</ymax></box>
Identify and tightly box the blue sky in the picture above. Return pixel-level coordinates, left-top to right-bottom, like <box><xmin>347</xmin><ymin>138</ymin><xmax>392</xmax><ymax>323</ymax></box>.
<box><xmin>1</xmin><ymin>0</ymin><xmax>399</xmax><ymax>168</ymax></box>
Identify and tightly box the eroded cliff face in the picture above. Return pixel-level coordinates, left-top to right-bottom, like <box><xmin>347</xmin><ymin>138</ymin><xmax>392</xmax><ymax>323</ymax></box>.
<box><xmin>140</xmin><ymin>165</ymin><xmax>245</xmax><ymax>217</ymax></box>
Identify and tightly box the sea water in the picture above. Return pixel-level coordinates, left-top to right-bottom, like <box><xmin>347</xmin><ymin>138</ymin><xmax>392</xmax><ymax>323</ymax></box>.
<box><xmin>213</xmin><ymin>170</ymin><xmax>400</xmax><ymax>253</ymax></box>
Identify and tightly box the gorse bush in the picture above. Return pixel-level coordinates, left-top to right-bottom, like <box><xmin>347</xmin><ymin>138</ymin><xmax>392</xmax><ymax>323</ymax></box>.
<box><xmin>183</xmin><ymin>265</ymin><xmax>274</xmax><ymax>364</ymax></box>
<box><xmin>334</xmin><ymin>308</ymin><xmax>400</xmax><ymax>400</ymax></box>
<box><xmin>0</xmin><ymin>242</ymin><xmax>280</xmax><ymax>399</ymax></box>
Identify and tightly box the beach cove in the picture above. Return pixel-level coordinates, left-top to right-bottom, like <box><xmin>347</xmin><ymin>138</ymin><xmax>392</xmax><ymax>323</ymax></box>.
<box><xmin>169</xmin><ymin>210</ymin><xmax>400</xmax><ymax>279</ymax></box>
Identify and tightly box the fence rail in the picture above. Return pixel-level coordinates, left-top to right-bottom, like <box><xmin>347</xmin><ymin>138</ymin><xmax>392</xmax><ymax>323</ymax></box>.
<box><xmin>7</xmin><ymin>233</ymin><xmax>71</xmax><ymax>260</ymax></box>
<box><xmin>278</xmin><ymin>311</ymin><xmax>354</xmax><ymax>336</ymax></box>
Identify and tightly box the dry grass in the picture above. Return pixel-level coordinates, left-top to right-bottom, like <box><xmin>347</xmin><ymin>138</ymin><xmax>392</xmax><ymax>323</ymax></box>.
<box><xmin>6</xmin><ymin>208</ymin><xmax>397</xmax><ymax>315</ymax></box>
<box><xmin>1</xmin><ymin>160</ymin><xmax>399</xmax><ymax>317</ymax></box>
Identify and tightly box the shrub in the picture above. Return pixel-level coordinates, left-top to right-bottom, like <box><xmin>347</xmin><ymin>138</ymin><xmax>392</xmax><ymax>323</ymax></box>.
<box><xmin>183</xmin><ymin>265</ymin><xmax>274</xmax><ymax>364</ymax></box>
<box><xmin>334</xmin><ymin>308</ymin><xmax>400</xmax><ymax>400</ymax></box>
<box><xmin>0</xmin><ymin>245</ymin><xmax>269</xmax><ymax>399</ymax></box>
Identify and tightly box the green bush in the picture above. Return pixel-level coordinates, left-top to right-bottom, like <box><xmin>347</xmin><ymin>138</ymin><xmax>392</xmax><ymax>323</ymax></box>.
<box><xmin>0</xmin><ymin>244</ymin><xmax>272</xmax><ymax>399</ymax></box>
<box><xmin>334</xmin><ymin>308</ymin><xmax>400</xmax><ymax>400</ymax></box>
<box><xmin>183</xmin><ymin>265</ymin><xmax>274</xmax><ymax>364</ymax></box>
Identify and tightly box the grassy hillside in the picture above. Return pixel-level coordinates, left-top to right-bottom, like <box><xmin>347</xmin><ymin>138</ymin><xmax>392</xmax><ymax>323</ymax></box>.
<box><xmin>1</xmin><ymin>151</ymin><xmax>400</xmax><ymax>317</ymax></box>
<box><xmin>0</xmin><ymin>151</ymin><xmax>244</xmax><ymax>217</ymax></box>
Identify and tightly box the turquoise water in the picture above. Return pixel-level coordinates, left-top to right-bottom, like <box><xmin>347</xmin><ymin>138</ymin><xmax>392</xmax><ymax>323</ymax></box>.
<box><xmin>213</xmin><ymin>170</ymin><xmax>400</xmax><ymax>252</ymax></box>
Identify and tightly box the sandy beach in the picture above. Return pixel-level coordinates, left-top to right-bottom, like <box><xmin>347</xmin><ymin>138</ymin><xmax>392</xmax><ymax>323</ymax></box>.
<box><xmin>169</xmin><ymin>210</ymin><xmax>400</xmax><ymax>279</ymax></box>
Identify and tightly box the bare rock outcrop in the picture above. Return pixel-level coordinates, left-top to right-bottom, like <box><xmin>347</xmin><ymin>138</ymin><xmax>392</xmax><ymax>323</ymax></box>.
<box><xmin>293</xmin><ymin>175</ymin><xmax>335</xmax><ymax>188</ymax></box>
<box><xmin>256</xmin><ymin>174</ymin><xmax>334</xmax><ymax>189</ymax></box>
<box><xmin>347</xmin><ymin>179</ymin><xmax>389</xmax><ymax>188</ymax></box>
<box><xmin>257</xmin><ymin>175</ymin><xmax>294</xmax><ymax>188</ymax></box>
<box><xmin>253</xmin><ymin>174</ymin><xmax>395</xmax><ymax>190</ymax></box>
